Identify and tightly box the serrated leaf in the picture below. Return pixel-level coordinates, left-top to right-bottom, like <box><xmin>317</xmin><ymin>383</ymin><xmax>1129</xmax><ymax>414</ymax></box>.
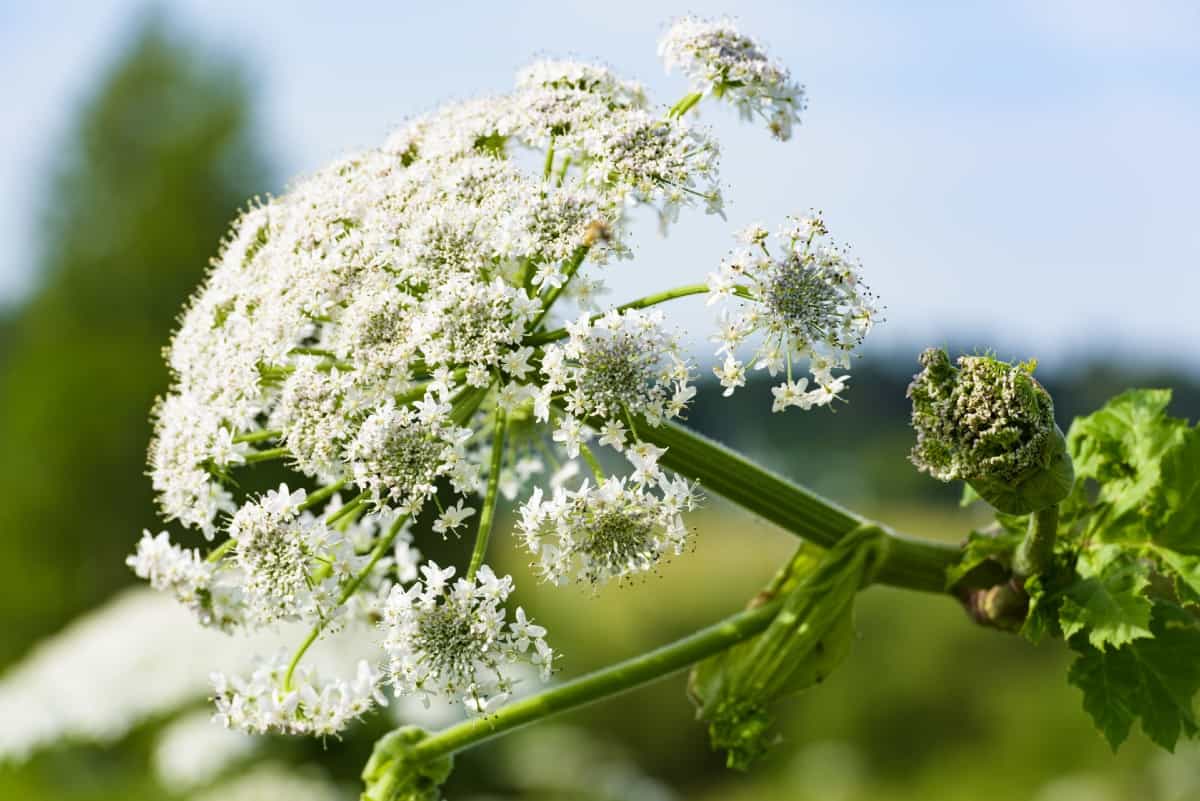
<box><xmin>1153</xmin><ymin>546</ymin><xmax>1200</xmax><ymax>606</ymax></box>
<box><xmin>1067</xmin><ymin>389</ymin><xmax>1187</xmax><ymax>522</ymax></box>
<box><xmin>1068</xmin><ymin>603</ymin><xmax>1200</xmax><ymax>752</ymax></box>
<box><xmin>1058</xmin><ymin>545</ymin><xmax>1153</xmax><ymax>650</ymax></box>
<box><xmin>1150</xmin><ymin>429</ymin><xmax>1200</xmax><ymax>555</ymax></box>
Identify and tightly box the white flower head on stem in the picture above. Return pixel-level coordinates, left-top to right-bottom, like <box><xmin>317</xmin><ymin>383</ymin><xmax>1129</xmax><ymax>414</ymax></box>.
<box><xmin>543</xmin><ymin>308</ymin><xmax>694</xmax><ymax>428</ymax></box>
<box><xmin>212</xmin><ymin>657</ymin><xmax>386</xmax><ymax>737</ymax></box>
<box><xmin>517</xmin><ymin>473</ymin><xmax>700</xmax><ymax>587</ymax></box>
<box><xmin>382</xmin><ymin>562</ymin><xmax>554</xmax><ymax>712</ymax></box>
<box><xmin>708</xmin><ymin>213</ymin><xmax>879</xmax><ymax>412</ymax></box>
<box><xmin>659</xmin><ymin>16</ymin><xmax>806</xmax><ymax>140</ymax></box>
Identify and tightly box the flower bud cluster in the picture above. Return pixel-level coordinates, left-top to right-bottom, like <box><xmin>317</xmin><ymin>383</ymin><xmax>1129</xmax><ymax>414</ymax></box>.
<box><xmin>908</xmin><ymin>348</ymin><xmax>1073</xmax><ymax>514</ymax></box>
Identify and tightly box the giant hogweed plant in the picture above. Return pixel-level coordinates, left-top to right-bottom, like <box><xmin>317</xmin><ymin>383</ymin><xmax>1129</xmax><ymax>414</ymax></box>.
<box><xmin>125</xmin><ymin>15</ymin><xmax>1200</xmax><ymax>798</ymax></box>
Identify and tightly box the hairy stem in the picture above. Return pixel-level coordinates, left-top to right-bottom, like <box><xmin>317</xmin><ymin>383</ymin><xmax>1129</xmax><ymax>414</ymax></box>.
<box><xmin>466</xmin><ymin>408</ymin><xmax>507</xmax><ymax>581</ymax></box>
<box><xmin>640</xmin><ymin>421</ymin><xmax>961</xmax><ymax>592</ymax></box>
<box><xmin>406</xmin><ymin>599</ymin><xmax>781</xmax><ymax>764</ymax></box>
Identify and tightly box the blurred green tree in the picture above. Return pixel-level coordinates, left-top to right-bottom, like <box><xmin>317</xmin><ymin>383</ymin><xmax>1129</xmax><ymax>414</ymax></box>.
<box><xmin>0</xmin><ymin>12</ymin><xmax>270</xmax><ymax>667</ymax></box>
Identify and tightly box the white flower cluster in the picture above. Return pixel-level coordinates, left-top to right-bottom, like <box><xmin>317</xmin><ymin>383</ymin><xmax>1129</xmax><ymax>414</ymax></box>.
<box><xmin>153</xmin><ymin>711</ymin><xmax>258</xmax><ymax>792</ymax></box>
<box><xmin>518</xmin><ymin>464</ymin><xmax>699</xmax><ymax>586</ymax></box>
<box><xmin>539</xmin><ymin>308</ymin><xmax>694</xmax><ymax>453</ymax></box>
<box><xmin>708</xmin><ymin>215</ymin><xmax>879</xmax><ymax>412</ymax></box>
<box><xmin>382</xmin><ymin>563</ymin><xmax>553</xmax><ymax>713</ymax></box>
<box><xmin>659</xmin><ymin>16</ymin><xmax>806</xmax><ymax>140</ymax></box>
<box><xmin>212</xmin><ymin>657</ymin><xmax>386</xmax><ymax>737</ymax></box>
<box><xmin>127</xmin><ymin>17</ymin><xmax>860</xmax><ymax>737</ymax></box>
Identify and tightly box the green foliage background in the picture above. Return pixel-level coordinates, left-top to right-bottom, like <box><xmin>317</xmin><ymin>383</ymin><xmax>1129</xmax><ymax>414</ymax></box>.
<box><xmin>1</xmin><ymin>12</ymin><xmax>1198</xmax><ymax>801</ymax></box>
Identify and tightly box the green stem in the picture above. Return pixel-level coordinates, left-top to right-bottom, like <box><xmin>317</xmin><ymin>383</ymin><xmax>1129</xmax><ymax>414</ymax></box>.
<box><xmin>542</xmin><ymin>137</ymin><xmax>556</xmax><ymax>181</ymax></box>
<box><xmin>578</xmin><ymin>443</ymin><xmax>605</xmax><ymax>482</ymax></box>
<box><xmin>284</xmin><ymin>513</ymin><xmax>409</xmax><ymax>690</ymax></box>
<box><xmin>300</xmin><ymin>479</ymin><xmax>347</xmax><ymax>512</ymax></box>
<box><xmin>466</xmin><ymin>409</ymin><xmax>507</xmax><ymax>581</ymax></box>
<box><xmin>530</xmin><ymin>246</ymin><xmax>590</xmax><ymax>331</ymax></box>
<box><xmin>525</xmin><ymin>283</ymin><xmax>709</xmax><ymax>346</ymax></box>
<box><xmin>407</xmin><ymin>599</ymin><xmax>781</xmax><ymax>764</ymax></box>
<box><xmin>668</xmin><ymin>91</ymin><xmax>704</xmax><ymax>118</ymax></box>
<box><xmin>232</xmin><ymin>429</ymin><xmax>282</xmax><ymax>445</ymax></box>
<box><xmin>206</xmin><ymin>538</ymin><xmax>235</xmax><ymax>564</ymax></box>
<box><xmin>640</xmin><ymin>421</ymin><xmax>960</xmax><ymax>593</ymax></box>
<box><xmin>1014</xmin><ymin>504</ymin><xmax>1059</xmax><ymax>578</ymax></box>
<box><xmin>326</xmin><ymin>492</ymin><xmax>369</xmax><ymax>526</ymax></box>
<box><xmin>243</xmin><ymin>446</ymin><xmax>289</xmax><ymax>465</ymax></box>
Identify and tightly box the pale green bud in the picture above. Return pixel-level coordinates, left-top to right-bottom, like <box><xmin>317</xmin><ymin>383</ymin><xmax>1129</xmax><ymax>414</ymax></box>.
<box><xmin>907</xmin><ymin>348</ymin><xmax>1073</xmax><ymax>514</ymax></box>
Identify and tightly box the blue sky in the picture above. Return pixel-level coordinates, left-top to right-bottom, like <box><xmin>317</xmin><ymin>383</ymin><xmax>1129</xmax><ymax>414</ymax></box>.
<box><xmin>3</xmin><ymin>0</ymin><xmax>1198</xmax><ymax>369</ymax></box>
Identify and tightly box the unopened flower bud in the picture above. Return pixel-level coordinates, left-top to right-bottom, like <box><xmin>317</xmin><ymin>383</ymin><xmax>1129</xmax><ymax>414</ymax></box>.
<box><xmin>907</xmin><ymin>348</ymin><xmax>1074</xmax><ymax>514</ymax></box>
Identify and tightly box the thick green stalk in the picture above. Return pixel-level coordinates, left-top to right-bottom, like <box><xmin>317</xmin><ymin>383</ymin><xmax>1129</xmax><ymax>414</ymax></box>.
<box><xmin>640</xmin><ymin>421</ymin><xmax>960</xmax><ymax>592</ymax></box>
<box><xmin>466</xmin><ymin>408</ymin><xmax>507</xmax><ymax>581</ymax></box>
<box><xmin>408</xmin><ymin>599</ymin><xmax>781</xmax><ymax>763</ymax></box>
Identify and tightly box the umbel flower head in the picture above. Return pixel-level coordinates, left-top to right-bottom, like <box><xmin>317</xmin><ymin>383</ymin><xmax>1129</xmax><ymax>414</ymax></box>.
<box><xmin>707</xmin><ymin>214</ymin><xmax>879</xmax><ymax>412</ymax></box>
<box><xmin>124</xmin><ymin>16</ymin><xmax>832</xmax><ymax>732</ymax></box>
<box><xmin>660</xmin><ymin>16</ymin><xmax>807</xmax><ymax>140</ymax></box>
<box><xmin>382</xmin><ymin>563</ymin><xmax>553</xmax><ymax>714</ymax></box>
<box><xmin>907</xmin><ymin>348</ymin><xmax>1074</xmax><ymax>514</ymax></box>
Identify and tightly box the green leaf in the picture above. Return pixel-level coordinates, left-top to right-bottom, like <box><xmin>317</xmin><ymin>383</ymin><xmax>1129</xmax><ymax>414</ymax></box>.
<box><xmin>1150</xmin><ymin>429</ymin><xmax>1200</xmax><ymax>554</ymax></box>
<box><xmin>1058</xmin><ymin>545</ymin><xmax>1153</xmax><ymax>650</ymax></box>
<box><xmin>1153</xmin><ymin>546</ymin><xmax>1200</xmax><ymax>606</ymax></box>
<box><xmin>1068</xmin><ymin>603</ymin><xmax>1200</xmax><ymax>751</ymax></box>
<box><xmin>1067</xmin><ymin>389</ymin><xmax>1187</xmax><ymax>522</ymax></box>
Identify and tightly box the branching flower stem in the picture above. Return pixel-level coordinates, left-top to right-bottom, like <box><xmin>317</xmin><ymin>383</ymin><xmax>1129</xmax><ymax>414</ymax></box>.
<box><xmin>525</xmin><ymin>283</ymin><xmax>710</xmax><ymax>346</ymax></box>
<box><xmin>284</xmin><ymin>511</ymin><xmax>410</xmax><ymax>691</ymax></box>
<box><xmin>407</xmin><ymin>598</ymin><xmax>782</xmax><ymax>765</ymax></box>
<box><xmin>466</xmin><ymin>408</ymin><xmax>507</xmax><ymax>581</ymax></box>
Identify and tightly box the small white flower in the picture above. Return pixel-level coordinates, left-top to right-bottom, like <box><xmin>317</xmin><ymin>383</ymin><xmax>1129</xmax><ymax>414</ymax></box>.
<box><xmin>432</xmin><ymin>500</ymin><xmax>476</xmax><ymax>537</ymax></box>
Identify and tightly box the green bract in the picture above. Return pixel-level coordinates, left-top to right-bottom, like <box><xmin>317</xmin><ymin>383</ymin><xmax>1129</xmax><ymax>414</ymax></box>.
<box><xmin>688</xmin><ymin>525</ymin><xmax>888</xmax><ymax>769</ymax></box>
<box><xmin>361</xmin><ymin>726</ymin><xmax>454</xmax><ymax>801</ymax></box>
<box><xmin>908</xmin><ymin>348</ymin><xmax>1074</xmax><ymax>514</ymax></box>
